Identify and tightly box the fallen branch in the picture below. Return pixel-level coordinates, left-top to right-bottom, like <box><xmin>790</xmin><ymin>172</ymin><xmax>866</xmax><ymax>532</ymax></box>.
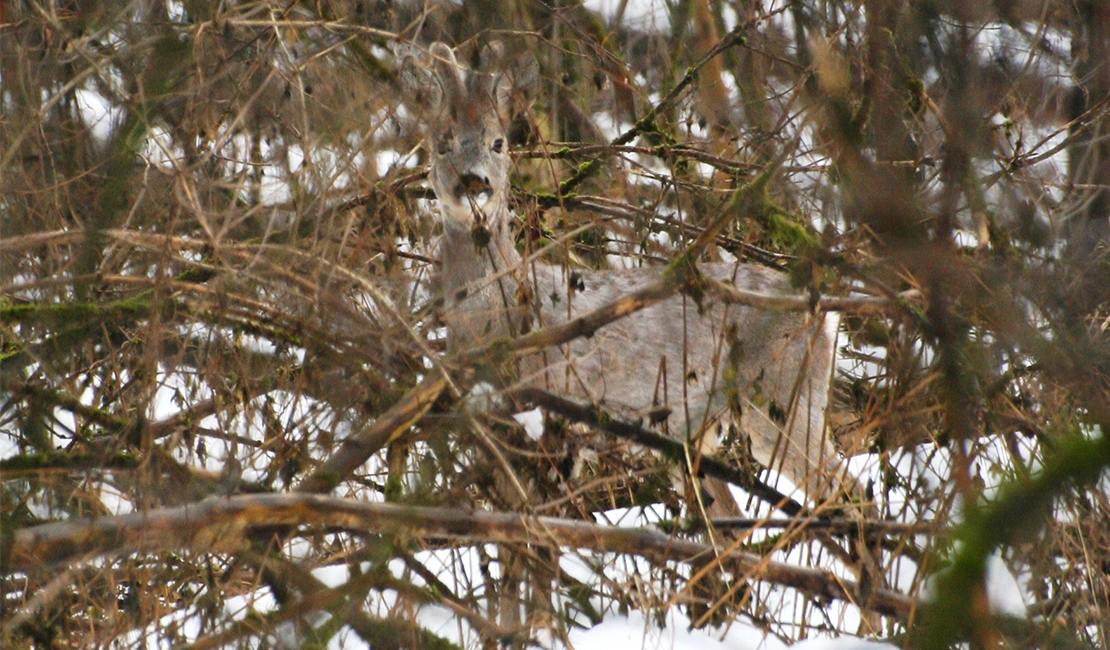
<box><xmin>4</xmin><ymin>493</ymin><xmax>914</xmax><ymax>619</ymax></box>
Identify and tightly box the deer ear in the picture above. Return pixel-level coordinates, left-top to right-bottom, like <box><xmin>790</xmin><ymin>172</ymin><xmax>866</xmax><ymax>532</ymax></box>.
<box><xmin>400</xmin><ymin>54</ymin><xmax>443</xmax><ymax>118</ymax></box>
<box><xmin>428</xmin><ymin>42</ymin><xmax>463</xmax><ymax>107</ymax></box>
<box><xmin>400</xmin><ymin>42</ymin><xmax>464</xmax><ymax>121</ymax></box>
<box><xmin>479</xmin><ymin>41</ymin><xmax>505</xmax><ymax>71</ymax></box>
<box><xmin>492</xmin><ymin>49</ymin><xmax>539</xmax><ymax>122</ymax></box>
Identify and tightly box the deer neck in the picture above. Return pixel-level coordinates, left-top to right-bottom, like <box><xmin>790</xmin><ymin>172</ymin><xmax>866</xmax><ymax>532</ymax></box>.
<box><xmin>439</xmin><ymin>211</ymin><xmax>523</xmax><ymax>299</ymax></box>
<box><xmin>437</xmin><ymin>207</ymin><xmax>530</xmax><ymax>351</ymax></box>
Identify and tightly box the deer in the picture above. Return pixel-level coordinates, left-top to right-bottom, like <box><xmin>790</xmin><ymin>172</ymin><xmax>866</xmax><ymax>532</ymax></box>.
<box><xmin>399</xmin><ymin>41</ymin><xmax>850</xmax><ymax>521</ymax></box>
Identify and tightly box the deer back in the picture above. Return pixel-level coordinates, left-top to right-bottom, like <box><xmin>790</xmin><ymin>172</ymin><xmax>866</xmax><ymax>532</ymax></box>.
<box><xmin>525</xmin><ymin>260</ymin><xmax>841</xmax><ymax>498</ymax></box>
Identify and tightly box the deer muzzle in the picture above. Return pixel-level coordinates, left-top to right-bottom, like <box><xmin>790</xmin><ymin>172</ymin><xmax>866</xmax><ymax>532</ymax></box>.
<box><xmin>454</xmin><ymin>173</ymin><xmax>494</xmax><ymax>208</ymax></box>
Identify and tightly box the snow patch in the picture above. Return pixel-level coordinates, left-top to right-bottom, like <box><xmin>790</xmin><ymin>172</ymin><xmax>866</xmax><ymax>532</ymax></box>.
<box><xmin>514</xmin><ymin>407</ymin><xmax>545</xmax><ymax>440</ymax></box>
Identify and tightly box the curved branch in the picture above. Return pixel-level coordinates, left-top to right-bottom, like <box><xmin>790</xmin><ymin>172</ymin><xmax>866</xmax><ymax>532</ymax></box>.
<box><xmin>4</xmin><ymin>493</ymin><xmax>914</xmax><ymax>619</ymax></box>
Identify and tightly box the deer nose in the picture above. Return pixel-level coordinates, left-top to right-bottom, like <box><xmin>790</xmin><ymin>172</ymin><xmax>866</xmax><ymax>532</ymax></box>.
<box><xmin>455</xmin><ymin>173</ymin><xmax>492</xmax><ymax>202</ymax></box>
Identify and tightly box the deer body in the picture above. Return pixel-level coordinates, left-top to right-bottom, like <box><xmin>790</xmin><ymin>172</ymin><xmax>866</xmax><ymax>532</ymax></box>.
<box><xmin>404</xmin><ymin>43</ymin><xmax>842</xmax><ymax>502</ymax></box>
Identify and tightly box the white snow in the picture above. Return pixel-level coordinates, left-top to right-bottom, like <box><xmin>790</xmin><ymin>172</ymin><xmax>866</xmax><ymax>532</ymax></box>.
<box><xmin>985</xmin><ymin>553</ymin><xmax>1027</xmax><ymax>617</ymax></box>
<box><xmin>514</xmin><ymin>407</ymin><xmax>546</xmax><ymax>440</ymax></box>
<box><xmin>582</xmin><ymin>0</ymin><xmax>671</xmax><ymax>30</ymax></box>
<box><xmin>787</xmin><ymin>638</ymin><xmax>898</xmax><ymax>650</ymax></box>
<box><xmin>567</xmin><ymin>609</ymin><xmax>787</xmax><ymax>650</ymax></box>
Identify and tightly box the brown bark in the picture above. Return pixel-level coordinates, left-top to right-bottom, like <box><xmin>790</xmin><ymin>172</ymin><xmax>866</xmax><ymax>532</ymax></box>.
<box><xmin>5</xmin><ymin>492</ymin><xmax>915</xmax><ymax>619</ymax></box>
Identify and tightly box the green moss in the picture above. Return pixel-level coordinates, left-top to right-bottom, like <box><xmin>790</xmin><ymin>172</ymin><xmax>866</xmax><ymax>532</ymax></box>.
<box><xmin>558</xmin><ymin>160</ymin><xmax>599</xmax><ymax>195</ymax></box>
<box><xmin>0</xmin><ymin>339</ymin><xmax>24</xmax><ymax>363</ymax></box>
<box><xmin>484</xmin><ymin>338</ymin><xmax>513</xmax><ymax>366</ymax></box>
<box><xmin>593</xmin><ymin>404</ymin><xmax>611</xmax><ymax>426</ymax></box>
<box><xmin>0</xmin><ymin>295</ymin><xmax>151</xmax><ymax>325</ymax></box>
<box><xmin>176</xmin><ymin>266</ymin><xmax>217</xmax><ymax>284</ymax></box>
<box><xmin>859</xmin><ymin>318</ymin><xmax>891</xmax><ymax>347</ymax></box>
<box><xmin>761</xmin><ymin>201</ymin><xmax>817</xmax><ymax>252</ymax></box>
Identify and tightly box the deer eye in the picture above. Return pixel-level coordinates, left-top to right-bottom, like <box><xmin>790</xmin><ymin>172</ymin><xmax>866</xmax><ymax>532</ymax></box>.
<box><xmin>491</xmin><ymin>138</ymin><xmax>504</xmax><ymax>154</ymax></box>
<box><xmin>436</xmin><ymin>140</ymin><xmax>453</xmax><ymax>155</ymax></box>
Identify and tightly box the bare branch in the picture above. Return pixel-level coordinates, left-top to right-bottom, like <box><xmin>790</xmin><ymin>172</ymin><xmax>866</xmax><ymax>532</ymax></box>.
<box><xmin>5</xmin><ymin>493</ymin><xmax>914</xmax><ymax>618</ymax></box>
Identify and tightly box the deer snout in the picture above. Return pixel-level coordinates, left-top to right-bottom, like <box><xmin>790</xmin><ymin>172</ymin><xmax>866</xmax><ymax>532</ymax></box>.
<box><xmin>454</xmin><ymin>173</ymin><xmax>493</xmax><ymax>203</ymax></box>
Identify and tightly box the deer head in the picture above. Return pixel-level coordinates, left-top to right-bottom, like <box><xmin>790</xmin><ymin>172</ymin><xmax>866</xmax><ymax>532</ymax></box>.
<box><xmin>400</xmin><ymin>42</ymin><xmax>537</xmax><ymax>235</ymax></box>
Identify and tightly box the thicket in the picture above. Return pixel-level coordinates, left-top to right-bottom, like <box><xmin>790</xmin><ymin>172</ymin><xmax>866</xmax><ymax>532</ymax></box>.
<box><xmin>2</xmin><ymin>1</ymin><xmax>1109</xmax><ymax>648</ymax></box>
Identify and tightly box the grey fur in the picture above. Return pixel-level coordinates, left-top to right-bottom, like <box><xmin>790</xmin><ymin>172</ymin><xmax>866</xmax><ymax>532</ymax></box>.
<box><xmin>403</xmin><ymin>42</ymin><xmax>845</xmax><ymax>502</ymax></box>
